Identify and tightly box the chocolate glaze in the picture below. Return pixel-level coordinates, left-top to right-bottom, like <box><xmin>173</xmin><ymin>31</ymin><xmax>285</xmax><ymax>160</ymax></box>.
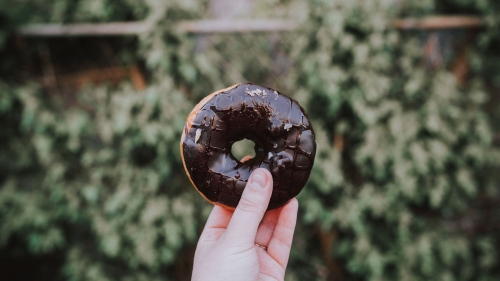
<box><xmin>181</xmin><ymin>83</ymin><xmax>316</xmax><ymax>210</ymax></box>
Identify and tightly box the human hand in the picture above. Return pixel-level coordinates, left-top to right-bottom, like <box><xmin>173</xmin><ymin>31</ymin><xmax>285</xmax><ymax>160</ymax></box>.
<box><xmin>192</xmin><ymin>168</ymin><xmax>298</xmax><ymax>281</ymax></box>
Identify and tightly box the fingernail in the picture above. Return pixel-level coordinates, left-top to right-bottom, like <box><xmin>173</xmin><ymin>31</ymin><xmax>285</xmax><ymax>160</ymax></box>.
<box><xmin>250</xmin><ymin>169</ymin><xmax>267</xmax><ymax>189</ymax></box>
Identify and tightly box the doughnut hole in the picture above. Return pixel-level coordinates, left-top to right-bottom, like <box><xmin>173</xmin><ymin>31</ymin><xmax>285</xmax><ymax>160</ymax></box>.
<box><xmin>231</xmin><ymin>138</ymin><xmax>256</xmax><ymax>162</ymax></box>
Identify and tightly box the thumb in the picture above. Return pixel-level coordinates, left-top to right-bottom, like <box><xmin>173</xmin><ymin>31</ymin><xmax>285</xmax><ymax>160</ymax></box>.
<box><xmin>224</xmin><ymin>168</ymin><xmax>273</xmax><ymax>247</ymax></box>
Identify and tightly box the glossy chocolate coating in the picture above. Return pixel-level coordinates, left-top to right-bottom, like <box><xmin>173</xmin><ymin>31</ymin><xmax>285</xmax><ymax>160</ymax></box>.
<box><xmin>181</xmin><ymin>83</ymin><xmax>316</xmax><ymax>210</ymax></box>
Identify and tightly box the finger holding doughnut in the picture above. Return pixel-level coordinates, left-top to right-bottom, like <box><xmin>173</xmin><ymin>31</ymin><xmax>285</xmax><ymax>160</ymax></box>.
<box><xmin>225</xmin><ymin>168</ymin><xmax>273</xmax><ymax>248</ymax></box>
<box><xmin>253</xmin><ymin>199</ymin><xmax>298</xmax><ymax>281</ymax></box>
<box><xmin>254</xmin><ymin>206</ymin><xmax>282</xmax><ymax>247</ymax></box>
<box><xmin>266</xmin><ymin>198</ymin><xmax>298</xmax><ymax>269</ymax></box>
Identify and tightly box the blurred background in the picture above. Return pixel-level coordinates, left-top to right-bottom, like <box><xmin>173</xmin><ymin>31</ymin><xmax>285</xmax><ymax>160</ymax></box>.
<box><xmin>1</xmin><ymin>0</ymin><xmax>500</xmax><ymax>280</ymax></box>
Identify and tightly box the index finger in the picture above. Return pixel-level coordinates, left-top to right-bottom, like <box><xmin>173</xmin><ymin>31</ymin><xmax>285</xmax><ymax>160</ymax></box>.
<box><xmin>198</xmin><ymin>205</ymin><xmax>234</xmax><ymax>244</ymax></box>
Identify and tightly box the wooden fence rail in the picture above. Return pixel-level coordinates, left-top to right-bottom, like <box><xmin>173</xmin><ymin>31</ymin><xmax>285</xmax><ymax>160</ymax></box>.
<box><xmin>17</xmin><ymin>19</ymin><xmax>299</xmax><ymax>37</ymax></box>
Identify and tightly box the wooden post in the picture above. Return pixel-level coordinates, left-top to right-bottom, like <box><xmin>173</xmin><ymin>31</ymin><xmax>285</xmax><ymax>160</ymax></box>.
<box><xmin>394</xmin><ymin>16</ymin><xmax>484</xmax><ymax>86</ymax></box>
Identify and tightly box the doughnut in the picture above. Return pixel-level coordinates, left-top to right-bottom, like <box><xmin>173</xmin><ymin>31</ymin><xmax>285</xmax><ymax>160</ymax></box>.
<box><xmin>180</xmin><ymin>83</ymin><xmax>316</xmax><ymax>210</ymax></box>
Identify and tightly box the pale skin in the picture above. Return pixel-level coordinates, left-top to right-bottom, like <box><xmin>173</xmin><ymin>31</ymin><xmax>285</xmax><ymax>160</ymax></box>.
<box><xmin>192</xmin><ymin>165</ymin><xmax>299</xmax><ymax>281</ymax></box>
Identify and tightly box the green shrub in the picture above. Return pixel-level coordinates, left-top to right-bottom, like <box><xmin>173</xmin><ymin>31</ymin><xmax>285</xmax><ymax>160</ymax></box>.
<box><xmin>1</xmin><ymin>0</ymin><xmax>499</xmax><ymax>280</ymax></box>
<box><xmin>290</xmin><ymin>1</ymin><xmax>500</xmax><ymax>280</ymax></box>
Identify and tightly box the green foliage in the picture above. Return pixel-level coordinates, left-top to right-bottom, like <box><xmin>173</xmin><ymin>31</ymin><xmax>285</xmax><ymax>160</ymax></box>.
<box><xmin>1</xmin><ymin>80</ymin><xmax>208</xmax><ymax>280</ymax></box>
<box><xmin>289</xmin><ymin>1</ymin><xmax>500</xmax><ymax>280</ymax></box>
<box><xmin>1</xmin><ymin>0</ymin><xmax>500</xmax><ymax>280</ymax></box>
<box><xmin>0</xmin><ymin>0</ymin><xmax>148</xmax><ymax>25</ymax></box>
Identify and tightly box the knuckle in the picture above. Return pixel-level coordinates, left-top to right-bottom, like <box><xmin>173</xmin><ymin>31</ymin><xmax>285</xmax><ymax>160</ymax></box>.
<box><xmin>275</xmin><ymin>234</ymin><xmax>292</xmax><ymax>249</ymax></box>
<box><xmin>237</xmin><ymin>196</ymin><xmax>261</xmax><ymax>213</ymax></box>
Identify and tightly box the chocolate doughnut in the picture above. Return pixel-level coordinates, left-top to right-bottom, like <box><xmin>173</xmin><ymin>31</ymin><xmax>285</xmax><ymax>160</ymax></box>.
<box><xmin>181</xmin><ymin>83</ymin><xmax>316</xmax><ymax>210</ymax></box>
